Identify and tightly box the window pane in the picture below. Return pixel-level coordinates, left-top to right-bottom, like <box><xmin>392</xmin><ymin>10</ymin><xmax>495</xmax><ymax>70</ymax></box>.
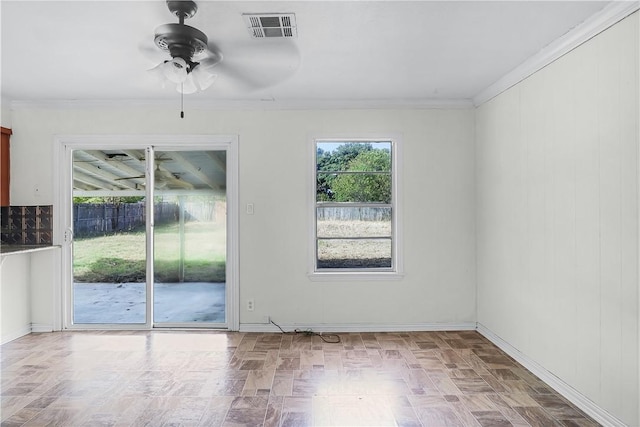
<box><xmin>317</xmin><ymin>207</ymin><xmax>391</xmax><ymax>238</ymax></box>
<box><xmin>316</xmin><ymin>172</ymin><xmax>336</xmax><ymax>202</ymax></box>
<box><xmin>317</xmin><ymin>238</ymin><xmax>392</xmax><ymax>269</ymax></box>
<box><xmin>316</xmin><ymin>173</ymin><xmax>391</xmax><ymax>203</ymax></box>
<box><xmin>316</xmin><ymin>141</ymin><xmax>392</xmax><ymax>203</ymax></box>
<box><xmin>316</xmin><ymin>141</ymin><xmax>391</xmax><ymax>172</ymax></box>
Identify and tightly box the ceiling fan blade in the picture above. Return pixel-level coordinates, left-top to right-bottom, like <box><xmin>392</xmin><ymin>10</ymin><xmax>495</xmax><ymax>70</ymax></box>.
<box><xmin>205</xmin><ymin>40</ymin><xmax>301</xmax><ymax>91</ymax></box>
<box><xmin>196</xmin><ymin>48</ymin><xmax>223</xmax><ymax>70</ymax></box>
<box><xmin>147</xmin><ymin>61</ymin><xmax>169</xmax><ymax>87</ymax></box>
<box><xmin>164</xmin><ymin>176</ymin><xmax>194</xmax><ymax>190</ymax></box>
<box><xmin>139</xmin><ymin>38</ymin><xmax>166</xmax><ymax>65</ymax></box>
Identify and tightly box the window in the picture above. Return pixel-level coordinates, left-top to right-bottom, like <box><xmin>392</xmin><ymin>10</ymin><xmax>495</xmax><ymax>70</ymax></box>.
<box><xmin>311</xmin><ymin>138</ymin><xmax>401</xmax><ymax>278</ymax></box>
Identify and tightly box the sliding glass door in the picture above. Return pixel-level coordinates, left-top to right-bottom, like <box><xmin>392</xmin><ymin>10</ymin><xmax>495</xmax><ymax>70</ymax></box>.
<box><xmin>62</xmin><ymin>139</ymin><xmax>237</xmax><ymax>330</ymax></box>
<box><xmin>152</xmin><ymin>150</ymin><xmax>227</xmax><ymax>325</ymax></box>
<box><xmin>71</xmin><ymin>149</ymin><xmax>148</xmax><ymax>324</ymax></box>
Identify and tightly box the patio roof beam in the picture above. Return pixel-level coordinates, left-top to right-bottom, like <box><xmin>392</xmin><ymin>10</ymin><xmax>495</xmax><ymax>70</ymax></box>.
<box><xmin>169</xmin><ymin>152</ymin><xmax>220</xmax><ymax>190</ymax></box>
<box><xmin>83</xmin><ymin>150</ymin><xmax>146</xmax><ymax>182</ymax></box>
<box><xmin>73</xmin><ymin>170</ymin><xmax>122</xmax><ymax>191</ymax></box>
<box><xmin>73</xmin><ymin>162</ymin><xmax>139</xmax><ymax>190</ymax></box>
<box><xmin>207</xmin><ymin>151</ymin><xmax>226</xmax><ymax>173</ymax></box>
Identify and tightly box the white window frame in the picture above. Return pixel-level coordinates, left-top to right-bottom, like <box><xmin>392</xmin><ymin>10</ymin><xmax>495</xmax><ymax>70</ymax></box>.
<box><xmin>308</xmin><ymin>135</ymin><xmax>403</xmax><ymax>281</ymax></box>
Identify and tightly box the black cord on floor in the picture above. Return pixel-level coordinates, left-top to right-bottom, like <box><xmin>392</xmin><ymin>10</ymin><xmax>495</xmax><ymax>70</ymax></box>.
<box><xmin>270</xmin><ymin>319</ymin><xmax>341</xmax><ymax>344</ymax></box>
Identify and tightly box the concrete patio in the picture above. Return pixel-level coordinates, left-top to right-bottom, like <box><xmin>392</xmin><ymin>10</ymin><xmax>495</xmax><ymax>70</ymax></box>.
<box><xmin>73</xmin><ymin>282</ymin><xmax>225</xmax><ymax>324</ymax></box>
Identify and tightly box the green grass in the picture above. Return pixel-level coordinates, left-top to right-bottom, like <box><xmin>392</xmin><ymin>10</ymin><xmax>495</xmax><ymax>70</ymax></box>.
<box><xmin>73</xmin><ymin>221</ymin><xmax>226</xmax><ymax>283</ymax></box>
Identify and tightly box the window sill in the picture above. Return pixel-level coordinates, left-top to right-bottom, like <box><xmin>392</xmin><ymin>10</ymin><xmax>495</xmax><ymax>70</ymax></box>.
<box><xmin>307</xmin><ymin>271</ymin><xmax>404</xmax><ymax>282</ymax></box>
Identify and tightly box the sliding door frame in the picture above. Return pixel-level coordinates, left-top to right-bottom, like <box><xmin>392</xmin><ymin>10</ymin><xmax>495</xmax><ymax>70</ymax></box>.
<box><xmin>54</xmin><ymin>134</ymin><xmax>239</xmax><ymax>331</ymax></box>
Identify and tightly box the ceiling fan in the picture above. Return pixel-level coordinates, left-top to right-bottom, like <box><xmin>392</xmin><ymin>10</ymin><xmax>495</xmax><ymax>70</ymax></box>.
<box><xmin>146</xmin><ymin>0</ymin><xmax>220</xmax><ymax>96</ymax></box>
<box><xmin>115</xmin><ymin>161</ymin><xmax>194</xmax><ymax>190</ymax></box>
<box><xmin>143</xmin><ymin>0</ymin><xmax>301</xmax><ymax>99</ymax></box>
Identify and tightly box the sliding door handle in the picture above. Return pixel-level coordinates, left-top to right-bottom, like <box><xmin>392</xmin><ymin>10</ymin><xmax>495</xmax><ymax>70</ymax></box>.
<box><xmin>64</xmin><ymin>227</ymin><xmax>74</xmax><ymax>244</ymax></box>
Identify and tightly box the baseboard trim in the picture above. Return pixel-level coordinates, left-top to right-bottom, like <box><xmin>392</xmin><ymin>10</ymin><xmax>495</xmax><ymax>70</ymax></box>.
<box><xmin>1</xmin><ymin>325</ymin><xmax>32</xmax><ymax>345</ymax></box>
<box><xmin>31</xmin><ymin>323</ymin><xmax>54</xmax><ymax>333</ymax></box>
<box><xmin>239</xmin><ymin>322</ymin><xmax>477</xmax><ymax>333</ymax></box>
<box><xmin>476</xmin><ymin>323</ymin><xmax>627</xmax><ymax>427</ymax></box>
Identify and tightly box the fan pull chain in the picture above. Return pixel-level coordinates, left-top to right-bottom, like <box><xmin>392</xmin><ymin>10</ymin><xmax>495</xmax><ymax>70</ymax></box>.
<box><xmin>180</xmin><ymin>83</ymin><xmax>185</xmax><ymax>119</ymax></box>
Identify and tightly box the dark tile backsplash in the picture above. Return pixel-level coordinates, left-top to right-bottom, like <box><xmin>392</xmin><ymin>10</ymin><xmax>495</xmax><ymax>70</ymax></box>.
<box><xmin>0</xmin><ymin>205</ymin><xmax>53</xmax><ymax>245</ymax></box>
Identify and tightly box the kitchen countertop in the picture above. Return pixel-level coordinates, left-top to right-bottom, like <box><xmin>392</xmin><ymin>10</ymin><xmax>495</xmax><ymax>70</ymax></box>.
<box><xmin>0</xmin><ymin>244</ymin><xmax>60</xmax><ymax>256</ymax></box>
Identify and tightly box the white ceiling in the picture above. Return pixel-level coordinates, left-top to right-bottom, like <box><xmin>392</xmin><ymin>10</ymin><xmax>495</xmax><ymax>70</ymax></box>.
<box><xmin>0</xmin><ymin>1</ymin><xmax>618</xmax><ymax>107</ymax></box>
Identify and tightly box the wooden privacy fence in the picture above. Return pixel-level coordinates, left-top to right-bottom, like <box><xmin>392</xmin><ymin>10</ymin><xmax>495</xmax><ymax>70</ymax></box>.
<box><xmin>73</xmin><ymin>199</ymin><xmax>226</xmax><ymax>237</ymax></box>
<box><xmin>74</xmin><ymin>202</ymin><xmax>178</xmax><ymax>237</ymax></box>
<box><xmin>316</xmin><ymin>206</ymin><xmax>391</xmax><ymax>221</ymax></box>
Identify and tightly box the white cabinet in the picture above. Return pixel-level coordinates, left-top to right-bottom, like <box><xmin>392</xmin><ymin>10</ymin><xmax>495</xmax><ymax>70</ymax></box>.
<box><xmin>0</xmin><ymin>252</ymin><xmax>31</xmax><ymax>343</ymax></box>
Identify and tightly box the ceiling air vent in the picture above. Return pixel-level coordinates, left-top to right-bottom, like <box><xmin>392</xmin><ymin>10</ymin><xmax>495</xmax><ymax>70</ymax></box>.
<box><xmin>243</xmin><ymin>13</ymin><xmax>297</xmax><ymax>39</ymax></box>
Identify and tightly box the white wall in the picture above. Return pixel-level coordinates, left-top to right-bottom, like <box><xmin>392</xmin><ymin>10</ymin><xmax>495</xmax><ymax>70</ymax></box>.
<box><xmin>476</xmin><ymin>12</ymin><xmax>639</xmax><ymax>426</ymax></box>
<box><xmin>1</xmin><ymin>104</ymin><xmax>10</xmax><ymax>128</ymax></box>
<box><xmin>9</xmin><ymin>107</ymin><xmax>476</xmax><ymax>328</ymax></box>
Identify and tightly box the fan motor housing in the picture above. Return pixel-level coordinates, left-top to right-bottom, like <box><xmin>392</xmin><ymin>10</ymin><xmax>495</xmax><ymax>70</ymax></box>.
<box><xmin>154</xmin><ymin>23</ymin><xmax>208</xmax><ymax>60</ymax></box>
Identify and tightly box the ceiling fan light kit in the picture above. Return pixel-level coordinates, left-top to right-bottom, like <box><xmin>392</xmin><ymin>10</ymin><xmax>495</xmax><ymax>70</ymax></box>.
<box><xmin>149</xmin><ymin>58</ymin><xmax>189</xmax><ymax>85</ymax></box>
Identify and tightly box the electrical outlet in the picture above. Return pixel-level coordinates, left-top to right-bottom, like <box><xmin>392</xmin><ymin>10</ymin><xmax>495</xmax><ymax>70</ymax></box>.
<box><xmin>263</xmin><ymin>315</ymin><xmax>271</xmax><ymax>324</ymax></box>
<box><xmin>247</xmin><ymin>299</ymin><xmax>254</xmax><ymax>311</ymax></box>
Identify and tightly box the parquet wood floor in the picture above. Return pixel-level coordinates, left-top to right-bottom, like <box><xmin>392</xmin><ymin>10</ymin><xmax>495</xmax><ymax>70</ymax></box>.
<box><xmin>1</xmin><ymin>330</ymin><xmax>600</xmax><ymax>426</ymax></box>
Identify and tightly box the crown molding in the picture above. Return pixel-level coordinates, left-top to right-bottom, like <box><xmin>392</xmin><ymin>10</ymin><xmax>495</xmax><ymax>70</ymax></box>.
<box><xmin>8</xmin><ymin>97</ymin><xmax>474</xmax><ymax>111</ymax></box>
<box><xmin>239</xmin><ymin>321</ymin><xmax>477</xmax><ymax>333</ymax></box>
<box><xmin>473</xmin><ymin>0</ymin><xmax>640</xmax><ymax>106</ymax></box>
